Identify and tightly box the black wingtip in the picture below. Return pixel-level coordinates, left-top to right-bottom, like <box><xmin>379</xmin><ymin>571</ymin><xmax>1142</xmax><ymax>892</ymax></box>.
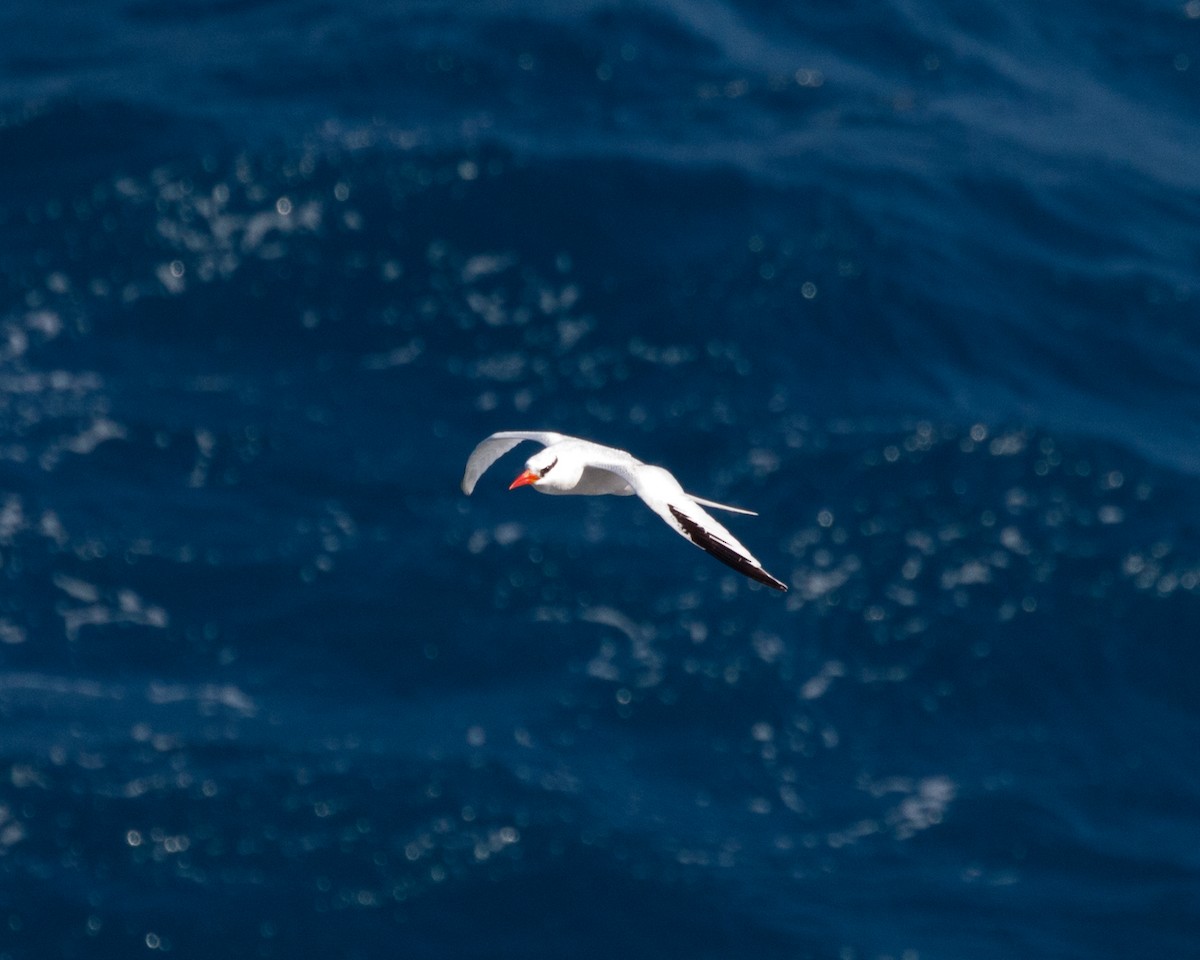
<box><xmin>669</xmin><ymin>506</ymin><xmax>788</xmax><ymax>592</ymax></box>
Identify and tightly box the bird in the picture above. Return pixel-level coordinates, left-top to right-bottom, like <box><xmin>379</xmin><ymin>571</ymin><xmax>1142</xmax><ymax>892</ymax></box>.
<box><xmin>461</xmin><ymin>430</ymin><xmax>787</xmax><ymax>591</ymax></box>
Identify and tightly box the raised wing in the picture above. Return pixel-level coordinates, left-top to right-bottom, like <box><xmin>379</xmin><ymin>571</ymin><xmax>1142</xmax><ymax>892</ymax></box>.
<box><xmin>461</xmin><ymin>431</ymin><xmax>567</xmax><ymax>494</ymax></box>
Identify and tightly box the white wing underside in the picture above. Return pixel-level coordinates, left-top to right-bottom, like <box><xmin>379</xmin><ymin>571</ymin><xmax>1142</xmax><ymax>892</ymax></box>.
<box><xmin>460</xmin><ymin>431</ymin><xmax>567</xmax><ymax>495</ymax></box>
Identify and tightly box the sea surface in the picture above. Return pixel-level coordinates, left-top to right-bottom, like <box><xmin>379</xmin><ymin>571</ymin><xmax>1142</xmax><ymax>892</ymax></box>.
<box><xmin>2</xmin><ymin>1</ymin><xmax>1199</xmax><ymax>957</ymax></box>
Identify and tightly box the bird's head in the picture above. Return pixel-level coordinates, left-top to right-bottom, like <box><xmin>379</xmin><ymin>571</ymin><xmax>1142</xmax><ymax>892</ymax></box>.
<box><xmin>510</xmin><ymin>448</ymin><xmax>570</xmax><ymax>491</ymax></box>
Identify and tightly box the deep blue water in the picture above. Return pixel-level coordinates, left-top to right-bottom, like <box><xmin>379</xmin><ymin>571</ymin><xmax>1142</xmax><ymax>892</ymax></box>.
<box><xmin>2</xmin><ymin>1</ymin><xmax>1199</xmax><ymax>957</ymax></box>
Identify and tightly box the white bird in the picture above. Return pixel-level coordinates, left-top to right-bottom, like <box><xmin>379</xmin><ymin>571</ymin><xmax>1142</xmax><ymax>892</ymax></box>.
<box><xmin>462</xmin><ymin>430</ymin><xmax>787</xmax><ymax>591</ymax></box>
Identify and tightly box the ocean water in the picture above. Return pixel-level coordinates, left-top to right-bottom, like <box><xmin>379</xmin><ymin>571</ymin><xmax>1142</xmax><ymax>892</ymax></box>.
<box><xmin>2</xmin><ymin>1</ymin><xmax>1199</xmax><ymax>957</ymax></box>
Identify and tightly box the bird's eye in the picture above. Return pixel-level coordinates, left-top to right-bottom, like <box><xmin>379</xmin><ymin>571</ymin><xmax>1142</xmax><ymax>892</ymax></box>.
<box><xmin>539</xmin><ymin>457</ymin><xmax>558</xmax><ymax>477</ymax></box>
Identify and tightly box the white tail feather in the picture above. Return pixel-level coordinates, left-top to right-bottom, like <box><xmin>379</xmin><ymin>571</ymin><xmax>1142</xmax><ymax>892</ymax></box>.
<box><xmin>686</xmin><ymin>494</ymin><xmax>758</xmax><ymax>516</ymax></box>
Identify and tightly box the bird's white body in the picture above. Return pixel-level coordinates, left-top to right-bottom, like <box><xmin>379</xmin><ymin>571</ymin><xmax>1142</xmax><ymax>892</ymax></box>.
<box><xmin>462</xmin><ymin>430</ymin><xmax>787</xmax><ymax>591</ymax></box>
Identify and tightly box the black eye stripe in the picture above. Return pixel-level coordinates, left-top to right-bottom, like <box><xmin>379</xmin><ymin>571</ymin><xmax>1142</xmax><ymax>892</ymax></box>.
<box><xmin>539</xmin><ymin>457</ymin><xmax>558</xmax><ymax>477</ymax></box>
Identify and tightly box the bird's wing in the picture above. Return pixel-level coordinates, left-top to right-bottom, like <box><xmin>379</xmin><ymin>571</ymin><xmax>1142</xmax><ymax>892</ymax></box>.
<box><xmin>461</xmin><ymin>431</ymin><xmax>567</xmax><ymax>494</ymax></box>
<box><xmin>662</xmin><ymin>497</ymin><xmax>787</xmax><ymax>590</ymax></box>
<box><xmin>589</xmin><ymin>460</ymin><xmax>787</xmax><ymax>592</ymax></box>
